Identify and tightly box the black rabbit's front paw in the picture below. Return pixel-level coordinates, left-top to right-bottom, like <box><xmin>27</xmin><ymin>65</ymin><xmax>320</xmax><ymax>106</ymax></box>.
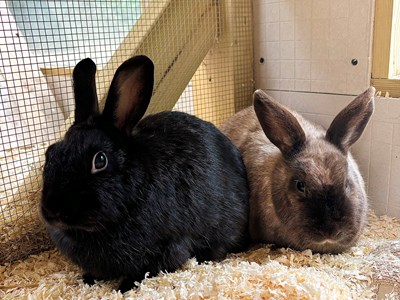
<box><xmin>82</xmin><ymin>273</ymin><xmax>96</xmax><ymax>285</ymax></box>
<box><xmin>118</xmin><ymin>276</ymin><xmax>137</xmax><ymax>293</ymax></box>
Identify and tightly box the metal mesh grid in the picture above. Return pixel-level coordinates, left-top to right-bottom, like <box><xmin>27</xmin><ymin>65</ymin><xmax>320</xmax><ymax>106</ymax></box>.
<box><xmin>0</xmin><ymin>0</ymin><xmax>253</xmax><ymax>263</ymax></box>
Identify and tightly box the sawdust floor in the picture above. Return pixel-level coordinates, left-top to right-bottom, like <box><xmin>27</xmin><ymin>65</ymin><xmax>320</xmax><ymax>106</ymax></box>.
<box><xmin>1</xmin><ymin>211</ymin><xmax>399</xmax><ymax>300</ymax></box>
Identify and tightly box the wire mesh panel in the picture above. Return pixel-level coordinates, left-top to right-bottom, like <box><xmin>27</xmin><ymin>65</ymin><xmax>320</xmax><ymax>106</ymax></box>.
<box><xmin>0</xmin><ymin>0</ymin><xmax>253</xmax><ymax>263</ymax></box>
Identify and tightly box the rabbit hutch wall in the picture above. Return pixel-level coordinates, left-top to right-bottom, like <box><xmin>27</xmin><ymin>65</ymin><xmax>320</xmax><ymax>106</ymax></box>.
<box><xmin>253</xmin><ymin>0</ymin><xmax>400</xmax><ymax>219</ymax></box>
<box><xmin>1</xmin><ymin>0</ymin><xmax>400</xmax><ymax>298</ymax></box>
<box><xmin>0</xmin><ymin>0</ymin><xmax>253</xmax><ymax>264</ymax></box>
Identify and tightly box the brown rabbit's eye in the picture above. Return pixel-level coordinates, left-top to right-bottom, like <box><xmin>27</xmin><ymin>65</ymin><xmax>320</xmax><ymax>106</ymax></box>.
<box><xmin>295</xmin><ymin>180</ymin><xmax>305</xmax><ymax>193</ymax></box>
<box><xmin>345</xmin><ymin>179</ymin><xmax>351</xmax><ymax>191</ymax></box>
<box><xmin>91</xmin><ymin>151</ymin><xmax>108</xmax><ymax>174</ymax></box>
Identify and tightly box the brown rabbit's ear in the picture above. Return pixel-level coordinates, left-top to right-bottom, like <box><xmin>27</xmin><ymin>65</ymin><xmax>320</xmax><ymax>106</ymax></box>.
<box><xmin>326</xmin><ymin>87</ymin><xmax>375</xmax><ymax>153</ymax></box>
<box><xmin>253</xmin><ymin>89</ymin><xmax>306</xmax><ymax>158</ymax></box>
<box><xmin>102</xmin><ymin>55</ymin><xmax>154</xmax><ymax>134</ymax></box>
<box><xmin>73</xmin><ymin>58</ymin><xmax>99</xmax><ymax>123</ymax></box>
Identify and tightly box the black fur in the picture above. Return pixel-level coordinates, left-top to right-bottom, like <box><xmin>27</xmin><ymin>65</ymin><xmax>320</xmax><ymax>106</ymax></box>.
<box><xmin>41</xmin><ymin>56</ymin><xmax>249</xmax><ymax>292</ymax></box>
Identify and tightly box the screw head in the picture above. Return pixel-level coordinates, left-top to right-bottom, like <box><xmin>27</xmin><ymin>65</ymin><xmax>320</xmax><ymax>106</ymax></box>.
<box><xmin>351</xmin><ymin>58</ymin><xmax>358</xmax><ymax>66</ymax></box>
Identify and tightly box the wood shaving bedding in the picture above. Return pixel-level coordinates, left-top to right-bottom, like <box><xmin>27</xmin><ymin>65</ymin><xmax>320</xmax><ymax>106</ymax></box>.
<box><xmin>0</xmin><ymin>210</ymin><xmax>399</xmax><ymax>300</ymax></box>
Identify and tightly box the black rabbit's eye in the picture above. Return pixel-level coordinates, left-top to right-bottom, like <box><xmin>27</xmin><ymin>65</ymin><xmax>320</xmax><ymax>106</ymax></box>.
<box><xmin>295</xmin><ymin>180</ymin><xmax>305</xmax><ymax>193</ymax></box>
<box><xmin>91</xmin><ymin>151</ymin><xmax>108</xmax><ymax>174</ymax></box>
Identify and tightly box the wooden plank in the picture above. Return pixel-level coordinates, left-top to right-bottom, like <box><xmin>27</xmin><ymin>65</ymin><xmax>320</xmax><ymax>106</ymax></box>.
<box><xmin>389</xmin><ymin>0</ymin><xmax>400</xmax><ymax>77</ymax></box>
<box><xmin>192</xmin><ymin>0</ymin><xmax>254</xmax><ymax>127</ymax></box>
<box><xmin>40</xmin><ymin>67</ymin><xmax>73</xmax><ymax>76</ymax></box>
<box><xmin>136</xmin><ymin>0</ymin><xmax>219</xmax><ymax>114</ymax></box>
<box><xmin>94</xmin><ymin>0</ymin><xmax>171</xmax><ymax>105</ymax></box>
<box><xmin>371</xmin><ymin>78</ymin><xmax>400</xmax><ymax>97</ymax></box>
<box><xmin>371</xmin><ymin>0</ymin><xmax>394</xmax><ymax>79</ymax></box>
<box><xmin>96</xmin><ymin>0</ymin><xmax>218</xmax><ymax>114</ymax></box>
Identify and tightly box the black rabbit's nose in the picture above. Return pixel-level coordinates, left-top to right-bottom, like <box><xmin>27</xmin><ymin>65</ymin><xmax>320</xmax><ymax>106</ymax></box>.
<box><xmin>41</xmin><ymin>205</ymin><xmax>60</xmax><ymax>221</ymax></box>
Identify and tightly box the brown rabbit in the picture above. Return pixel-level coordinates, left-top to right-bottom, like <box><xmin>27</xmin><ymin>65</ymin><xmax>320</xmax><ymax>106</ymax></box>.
<box><xmin>221</xmin><ymin>87</ymin><xmax>375</xmax><ymax>253</ymax></box>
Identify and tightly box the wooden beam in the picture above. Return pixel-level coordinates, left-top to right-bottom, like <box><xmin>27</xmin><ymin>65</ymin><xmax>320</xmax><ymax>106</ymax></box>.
<box><xmin>371</xmin><ymin>0</ymin><xmax>394</xmax><ymax>79</ymax></box>
<box><xmin>40</xmin><ymin>67</ymin><xmax>73</xmax><ymax>76</ymax></box>
<box><xmin>192</xmin><ymin>0</ymin><xmax>254</xmax><ymax>127</ymax></box>
<box><xmin>96</xmin><ymin>0</ymin><xmax>218</xmax><ymax>113</ymax></box>
<box><xmin>371</xmin><ymin>78</ymin><xmax>400</xmax><ymax>97</ymax></box>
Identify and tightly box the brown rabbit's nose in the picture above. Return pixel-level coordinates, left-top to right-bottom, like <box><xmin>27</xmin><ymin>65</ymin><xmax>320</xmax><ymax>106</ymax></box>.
<box><xmin>322</xmin><ymin>227</ymin><xmax>342</xmax><ymax>240</ymax></box>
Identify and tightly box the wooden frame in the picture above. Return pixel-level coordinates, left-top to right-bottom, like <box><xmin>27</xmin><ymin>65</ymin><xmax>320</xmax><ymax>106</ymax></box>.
<box><xmin>371</xmin><ymin>0</ymin><xmax>400</xmax><ymax>97</ymax></box>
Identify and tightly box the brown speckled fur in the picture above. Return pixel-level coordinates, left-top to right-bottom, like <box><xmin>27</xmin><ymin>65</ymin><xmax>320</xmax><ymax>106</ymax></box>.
<box><xmin>221</xmin><ymin>88</ymin><xmax>375</xmax><ymax>253</ymax></box>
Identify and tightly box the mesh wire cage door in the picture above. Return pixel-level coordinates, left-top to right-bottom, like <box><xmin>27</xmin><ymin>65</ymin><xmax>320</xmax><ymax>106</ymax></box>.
<box><xmin>0</xmin><ymin>0</ymin><xmax>253</xmax><ymax>264</ymax></box>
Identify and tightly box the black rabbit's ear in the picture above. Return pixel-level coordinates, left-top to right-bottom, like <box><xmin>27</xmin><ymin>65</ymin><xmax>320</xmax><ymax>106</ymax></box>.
<box><xmin>73</xmin><ymin>58</ymin><xmax>99</xmax><ymax>123</ymax></box>
<box><xmin>253</xmin><ymin>89</ymin><xmax>306</xmax><ymax>159</ymax></box>
<box><xmin>102</xmin><ymin>55</ymin><xmax>154</xmax><ymax>134</ymax></box>
<box><xmin>326</xmin><ymin>87</ymin><xmax>375</xmax><ymax>153</ymax></box>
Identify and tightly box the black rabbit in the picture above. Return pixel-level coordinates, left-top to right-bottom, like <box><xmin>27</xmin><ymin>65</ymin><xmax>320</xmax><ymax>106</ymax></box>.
<box><xmin>40</xmin><ymin>55</ymin><xmax>249</xmax><ymax>292</ymax></box>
